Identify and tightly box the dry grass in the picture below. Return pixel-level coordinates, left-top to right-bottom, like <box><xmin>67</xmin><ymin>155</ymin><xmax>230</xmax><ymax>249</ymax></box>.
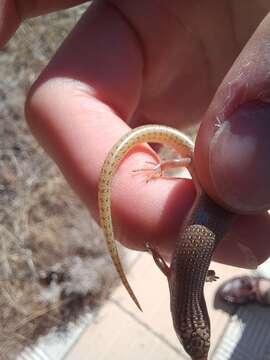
<box><xmin>0</xmin><ymin>3</ymin><xmax>200</xmax><ymax>359</ymax></box>
<box><xmin>0</xmin><ymin>4</ymin><xmax>119</xmax><ymax>359</ymax></box>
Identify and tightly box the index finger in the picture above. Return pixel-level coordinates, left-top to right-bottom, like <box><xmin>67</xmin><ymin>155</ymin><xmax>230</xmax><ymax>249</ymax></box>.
<box><xmin>26</xmin><ymin>1</ymin><xmax>270</xmax><ymax>267</ymax></box>
<box><xmin>26</xmin><ymin>1</ymin><xmax>195</xmax><ymax>251</ymax></box>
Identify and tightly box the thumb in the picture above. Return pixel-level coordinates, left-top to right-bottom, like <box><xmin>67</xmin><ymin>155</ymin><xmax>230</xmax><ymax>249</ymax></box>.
<box><xmin>195</xmin><ymin>13</ymin><xmax>270</xmax><ymax>214</ymax></box>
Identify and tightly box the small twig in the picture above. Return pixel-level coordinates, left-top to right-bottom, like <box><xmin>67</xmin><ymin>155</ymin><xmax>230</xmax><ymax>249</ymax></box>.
<box><xmin>1</xmin><ymin>286</ymin><xmax>28</xmax><ymax>316</ymax></box>
<box><xmin>8</xmin><ymin>299</ymin><xmax>67</xmax><ymax>333</ymax></box>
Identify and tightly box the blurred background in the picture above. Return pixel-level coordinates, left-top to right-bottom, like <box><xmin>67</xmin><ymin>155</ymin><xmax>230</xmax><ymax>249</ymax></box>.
<box><xmin>2</xmin><ymin>3</ymin><xmax>270</xmax><ymax>360</ymax></box>
<box><xmin>0</xmin><ymin>3</ymin><xmax>121</xmax><ymax>359</ymax></box>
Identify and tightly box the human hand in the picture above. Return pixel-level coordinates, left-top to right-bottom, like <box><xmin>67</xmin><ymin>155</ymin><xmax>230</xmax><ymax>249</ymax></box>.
<box><xmin>0</xmin><ymin>0</ymin><xmax>87</xmax><ymax>47</ymax></box>
<box><xmin>3</xmin><ymin>1</ymin><xmax>270</xmax><ymax>268</ymax></box>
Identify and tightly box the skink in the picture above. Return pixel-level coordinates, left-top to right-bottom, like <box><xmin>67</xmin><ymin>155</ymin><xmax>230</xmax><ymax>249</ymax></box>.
<box><xmin>98</xmin><ymin>125</ymin><xmax>235</xmax><ymax>360</ymax></box>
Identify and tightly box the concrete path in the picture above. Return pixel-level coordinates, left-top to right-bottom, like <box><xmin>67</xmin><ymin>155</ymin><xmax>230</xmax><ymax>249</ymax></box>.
<box><xmin>65</xmin><ymin>253</ymin><xmax>249</xmax><ymax>360</ymax></box>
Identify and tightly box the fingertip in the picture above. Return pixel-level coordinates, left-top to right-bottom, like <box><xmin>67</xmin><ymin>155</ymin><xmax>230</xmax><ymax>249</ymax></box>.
<box><xmin>213</xmin><ymin>212</ymin><xmax>270</xmax><ymax>268</ymax></box>
<box><xmin>196</xmin><ymin>101</ymin><xmax>270</xmax><ymax>214</ymax></box>
<box><xmin>195</xmin><ymin>13</ymin><xmax>270</xmax><ymax>215</ymax></box>
<box><xmin>110</xmin><ymin>150</ymin><xmax>196</xmax><ymax>252</ymax></box>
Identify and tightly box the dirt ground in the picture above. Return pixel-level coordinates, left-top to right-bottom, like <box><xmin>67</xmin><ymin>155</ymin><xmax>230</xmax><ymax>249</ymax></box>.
<box><xmin>0</xmin><ymin>4</ymin><xmax>119</xmax><ymax>359</ymax></box>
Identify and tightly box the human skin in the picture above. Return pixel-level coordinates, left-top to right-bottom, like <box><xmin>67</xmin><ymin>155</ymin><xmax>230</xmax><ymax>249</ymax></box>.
<box><xmin>2</xmin><ymin>0</ymin><xmax>270</xmax><ymax>267</ymax></box>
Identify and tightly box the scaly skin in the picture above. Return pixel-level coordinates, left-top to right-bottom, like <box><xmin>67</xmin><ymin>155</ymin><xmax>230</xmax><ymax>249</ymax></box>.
<box><xmin>169</xmin><ymin>192</ymin><xmax>235</xmax><ymax>359</ymax></box>
<box><xmin>98</xmin><ymin>125</ymin><xmax>235</xmax><ymax>359</ymax></box>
